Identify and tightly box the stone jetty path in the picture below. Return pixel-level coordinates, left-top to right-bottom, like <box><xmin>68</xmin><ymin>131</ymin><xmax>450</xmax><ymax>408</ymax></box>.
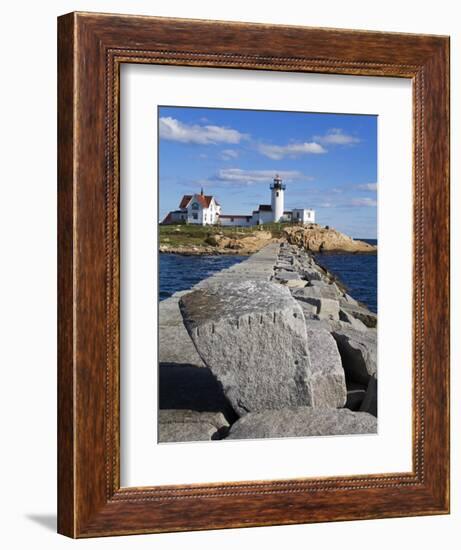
<box><xmin>158</xmin><ymin>242</ymin><xmax>377</xmax><ymax>442</ymax></box>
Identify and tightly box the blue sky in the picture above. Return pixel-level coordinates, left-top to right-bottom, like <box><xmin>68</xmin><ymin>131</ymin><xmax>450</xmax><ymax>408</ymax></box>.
<box><xmin>158</xmin><ymin>106</ymin><xmax>377</xmax><ymax>238</ymax></box>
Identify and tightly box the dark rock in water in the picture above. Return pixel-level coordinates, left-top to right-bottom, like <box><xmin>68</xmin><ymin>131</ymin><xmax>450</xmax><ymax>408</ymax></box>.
<box><xmin>226</xmin><ymin>407</ymin><xmax>377</xmax><ymax>440</ymax></box>
<box><xmin>332</xmin><ymin>328</ymin><xmax>377</xmax><ymax>385</ymax></box>
<box><xmin>158</xmin><ymin>410</ymin><xmax>229</xmax><ymax>442</ymax></box>
<box><xmin>179</xmin><ymin>281</ymin><xmax>313</xmax><ymax>416</ymax></box>
<box><xmin>360</xmin><ymin>375</ymin><xmax>378</xmax><ymax>417</ymax></box>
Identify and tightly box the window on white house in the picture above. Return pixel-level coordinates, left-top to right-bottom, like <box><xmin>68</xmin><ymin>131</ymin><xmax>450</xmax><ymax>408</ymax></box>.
<box><xmin>191</xmin><ymin>202</ymin><xmax>199</xmax><ymax>210</ymax></box>
<box><xmin>193</xmin><ymin>213</ymin><xmax>198</xmax><ymax>220</ymax></box>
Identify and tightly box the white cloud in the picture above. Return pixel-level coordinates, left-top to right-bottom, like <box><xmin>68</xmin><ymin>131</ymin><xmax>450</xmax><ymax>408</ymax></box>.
<box><xmin>221</xmin><ymin>149</ymin><xmax>239</xmax><ymax>160</ymax></box>
<box><xmin>216</xmin><ymin>169</ymin><xmax>306</xmax><ymax>185</ymax></box>
<box><xmin>258</xmin><ymin>142</ymin><xmax>326</xmax><ymax>160</ymax></box>
<box><xmin>349</xmin><ymin>198</ymin><xmax>377</xmax><ymax>207</ymax></box>
<box><xmin>315</xmin><ymin>128</ymin><xmax>360</xmax><ymax>145</ymax></box>
<box><xmin>356</xmin><ymin>183</ymin><xmax>378</xmax><ymax>191</ymax></box>
<box><xmin>159</xmin><ymin>117</ymin><xmax>247</xmax><ymax>145</ymax></box>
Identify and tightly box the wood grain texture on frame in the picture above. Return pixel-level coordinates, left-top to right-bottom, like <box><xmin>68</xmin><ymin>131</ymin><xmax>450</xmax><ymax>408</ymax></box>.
<box><xmin>57</xmin><ymin>12</ymin><xmax>450</xmax><ymax>538</ymax></box>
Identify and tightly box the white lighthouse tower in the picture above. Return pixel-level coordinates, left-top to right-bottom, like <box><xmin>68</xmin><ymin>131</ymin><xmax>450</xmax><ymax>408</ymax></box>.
<box><xmin>270</xmin><ymin>174</ymin><xmax>286</xmax><ymax>222</ymax></box>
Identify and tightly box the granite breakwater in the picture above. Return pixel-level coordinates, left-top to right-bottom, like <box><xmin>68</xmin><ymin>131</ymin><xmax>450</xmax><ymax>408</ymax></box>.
<box><xmin>158</xmin><ymin>242</ymin><xmax>377</xmax><ymax>443</ymax></box>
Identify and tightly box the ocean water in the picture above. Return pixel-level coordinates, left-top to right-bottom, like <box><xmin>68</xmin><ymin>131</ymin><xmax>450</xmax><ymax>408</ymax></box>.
<box><xmin>159</xmin><ymin>242</ymin><xmax>377</xmax><ymax>313</ymax></box>
<box><xmin>159</xmin><ymin>254</ymin><xmax>246</xmax><ymax>301</ymax></box>
<box><xmin>314</xmin><ymin>239</ymin><xmax>377</xmax><ymax>313</ymax></box>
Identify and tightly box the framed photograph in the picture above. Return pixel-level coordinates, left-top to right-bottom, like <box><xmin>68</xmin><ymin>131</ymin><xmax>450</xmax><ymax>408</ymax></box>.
<box><xmin>58</xmin><ymin>12</ymin><xmax>450</xmax><ymax>537</ymax></box>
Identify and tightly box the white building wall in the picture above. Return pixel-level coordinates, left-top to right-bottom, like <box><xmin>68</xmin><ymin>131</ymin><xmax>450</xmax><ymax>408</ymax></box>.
<box><xmin>185</xmin><ymin>194</ymin><xmax>222</xmax><ymax>225</ymax></box>
<box><xmin>186</xmin><ymin>199</ymin><xmax>204</xmax><ymax>224</ymax></box>
<box><xmin>292</xmin><ymin>208</ymin><xmax>316</xmax><ymax>224</ymax></box>
<box><xmin>305</xmin><ymin>209</ymin><xmax>315</xmax><ymax>223</ymax></box>
<box><xmin>281</xmin><ymin>212</ymin><xmax>293</xmax><ymax>223</ymax></box>
<box><xmin>252</xmin><ymin>210</ymin><xmax>274</xmax><ymax>225</ymax></box>
<box><xmin>207</xmin><ymin>200</ymin><xmax>221</xmax><ymax>225</ymax></box>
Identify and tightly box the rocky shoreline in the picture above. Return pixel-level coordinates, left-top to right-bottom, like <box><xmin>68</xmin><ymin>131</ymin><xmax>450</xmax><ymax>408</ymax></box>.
<box><xmin>283</xmin><ymin>225</ymin><xmax>377</xmax><ymax>253</ymax></box>
<box><xmin>158</xmin><ymin>241</ymin><xmax>377</xmax><ymax>442</ymax></box>
<box><xmin>159</xmin><ymin>224</ymin><xmax>377</xmax><ymax>255</ymax></box>
<box><xmin>159</xmin><ymin>246</ymin><xmax>259</xmax><ymax>256</ymax></box>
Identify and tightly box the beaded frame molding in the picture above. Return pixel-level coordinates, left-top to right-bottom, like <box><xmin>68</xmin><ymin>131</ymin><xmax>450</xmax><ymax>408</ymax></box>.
<box><xmin>57</xmin><ymin>12</ymin><xmax>450</xmax><ymax>538</ymax></box>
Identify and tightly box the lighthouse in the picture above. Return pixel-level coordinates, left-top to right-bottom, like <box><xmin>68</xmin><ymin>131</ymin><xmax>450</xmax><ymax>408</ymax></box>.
<box><xmin>163</xmin><ymin>172</ymin><xmax>316</xmax><ymax>227</ymax></box>
<box><xmin>270</xmin><ymin>174</ymin><xmax>286</xmax><ymax>222</ymax></box>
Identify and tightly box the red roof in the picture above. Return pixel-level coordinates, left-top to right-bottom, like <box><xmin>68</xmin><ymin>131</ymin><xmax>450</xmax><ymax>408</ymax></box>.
<box><xmin>179</xmin><ymin>195</ymin><xmax>192</xmax><ymax>209</ymax></box>
<box><xmin>179</xmin><ymin>194</ymin><xmax>216</xmax><ymax>209</ymax></box>
<box><xmin>199</xmin><ymin>195</ymin><xmax>214</xmax><ymax>208</ymax></box>
<box><xmin>161</xmin><ymin>212</ymin><xmax>173</xmax><ymax>224</ymax></box>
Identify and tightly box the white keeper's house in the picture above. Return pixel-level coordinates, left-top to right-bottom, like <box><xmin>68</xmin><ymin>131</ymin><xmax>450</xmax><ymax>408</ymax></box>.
<box><xmin>161</xmin><ymin>175</ymin><xmax>315</xmax><ymax>227</ymax></box>
<box><xmin>161</xmin><ymin>189</ymin><xmax>221</xmax><ymax>225</ymax></box>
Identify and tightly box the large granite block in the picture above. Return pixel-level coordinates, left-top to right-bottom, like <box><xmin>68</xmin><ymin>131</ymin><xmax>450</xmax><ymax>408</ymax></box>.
<box><xmin>179</xmin><ymin>281</ymin><xmax>313</xmax><ymax>416</ymax></box>
<box><xmin>306</xmin><ymin>327</ymin><xmax>347</xmax><ymax>408</ymax></box>
<box><xmin>274</xmin><ymin>271</ymin><xmax>301</xmax><ymax>282</ymax></box>
<box><xmin>292</xmin><ymin>285</ymin><xmax>340</xmax><ymax>301</ymax></box>
<box><xmin>227</xmin><ymin>407</ymin><xmax>377</xmax><ymax>439</ymax></box>
<box><xmin>158</xmin><ymin>410</ymin><xmax>229</xmax><ymax>443</ymax></box>
<box><xmin>339</xmin><ymin>309</ymin><xmax>368</xmax><ymax>331</ymax></box>
<box><xmin>301</xmin><ymin>296</ymin><xmax>340</xmax><ymax>320</ymax></box>
<box><xmin>340</xmin><ymin>304</ymin><xmax>378</xmax><ymax>328</ymax></box>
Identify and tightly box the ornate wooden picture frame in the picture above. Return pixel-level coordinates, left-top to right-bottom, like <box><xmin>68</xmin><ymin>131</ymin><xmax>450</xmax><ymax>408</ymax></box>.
<box><xmin>57</xmin><ymin>12</ymin><xmax>450</xmax><ymax>538</ymax></box>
